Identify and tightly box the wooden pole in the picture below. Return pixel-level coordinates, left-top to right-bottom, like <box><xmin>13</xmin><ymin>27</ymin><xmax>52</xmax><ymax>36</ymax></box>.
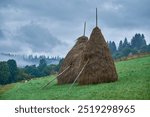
<box><xmin>41</xmin><ymin>66</ymin><xmax>70</xmax><ymax>89</ymax></box>
<box><xmin>68</xmin><ymin>59</ymin><xmax>89</xmax><ymax>92</ymax></box>
<box><xmin>83</xmin><ymin>21</ymin><xmax>86</xmax><ymax>36</ymax></box>
<box><xmin>96</xmin><ymin>8</ymin><xmax>98</xmax><ymax>27</ymax></box>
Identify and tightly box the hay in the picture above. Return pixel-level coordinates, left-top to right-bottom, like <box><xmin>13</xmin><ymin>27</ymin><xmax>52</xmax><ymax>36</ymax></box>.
<box><xmin>78</xmin><ymin>27</ymin><xmax>118</xmax><ymax>85</ymax></box>
<box><xmin>57</xmin><ymin>36</ymin><xmax>88</xmax><ymax>84</ymax></box>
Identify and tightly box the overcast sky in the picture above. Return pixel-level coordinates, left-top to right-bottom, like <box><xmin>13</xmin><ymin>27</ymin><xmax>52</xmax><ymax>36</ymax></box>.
<box><xmin>0</xmin><ymin>0</ymin><xmax>150</xmax><ymax>57</ymax></box>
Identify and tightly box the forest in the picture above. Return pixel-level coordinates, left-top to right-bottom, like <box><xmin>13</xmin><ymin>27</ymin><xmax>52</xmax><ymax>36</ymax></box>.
<box><xmin>108</xmin><ymin>33</ymin><xmax>150</xmax><ymax>59</ymax></box>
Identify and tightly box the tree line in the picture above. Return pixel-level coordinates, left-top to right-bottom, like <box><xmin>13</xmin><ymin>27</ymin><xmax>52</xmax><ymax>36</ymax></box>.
<box><xmin>0</xmin><ymin>59</ymin><xmax>64</xmax><ymax>85</ymax></box>
<box><xmin>108</xmin><ymin>33</ymin><xmax>150</xmax><ymax>59</ymax></box>
<box><xmin>1</xmin><ymin>53</ymin><xmax>61</xmax><ymax>67</ymax></box>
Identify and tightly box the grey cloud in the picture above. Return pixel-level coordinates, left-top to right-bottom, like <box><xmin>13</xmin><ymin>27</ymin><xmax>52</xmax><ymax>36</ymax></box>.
<box><xmin>0</xmin><ymin>23</ymin><xmax>67</xmax><ymax>55</ymax></box>
<box><xmin>0</xmin><ymin>39</ymin><xmax>23</xmax><ymax>53</ymax></box>
<box><xmin>17</xmin><ymin>24</ymin><xmax>63</xmax><ymax>51</ymax></box>
<box><xmin>0</xmin><ymin>0</ymin><xmax>14</xmax><ymax>7</ymax></box>
<box><xmin>0</xmin><ymin>0</ymin><xmax>149</xmax><ymax>57</ymax></box>
<box><xmin>1</xmin><ymin>0</ymin><xmax>91</xmax><ymax>22</ymax></box>
<box><xmin>99</xmin><ymin>0</ymin><xmax>150</xmax><ymax>29</ymax></box>
<box><xmin>2</xmin><ymin>0</ymin><xmax>150</xmax><ymax>29</ymax></box>
<box><xmin>0</xmin><ymin>29</ymin><xmax>4</xmax><ymax>39</ymax></box>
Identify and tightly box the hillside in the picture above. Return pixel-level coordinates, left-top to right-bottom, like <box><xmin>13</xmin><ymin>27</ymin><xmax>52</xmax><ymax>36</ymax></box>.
<box><xmin>0</xmin><ymin>53</ymin><xmax>61</xmax><ymax>67</ymax></box>
<box><xmin>0</xmin><ymin>55</ymin><xmax>150</xmax><ymax>100</ymax></box>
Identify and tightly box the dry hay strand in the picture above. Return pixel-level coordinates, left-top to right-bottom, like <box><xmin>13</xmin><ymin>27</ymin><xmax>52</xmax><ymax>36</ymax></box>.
<box><xmin>78</xmin><ymin>27</ymin><xmax>118</xmax><ymax>85</ymax></box>
<box><xmin>57</xmin><ymin>36</ymin><xmax>88</xmax><ymax>84</ymax></box>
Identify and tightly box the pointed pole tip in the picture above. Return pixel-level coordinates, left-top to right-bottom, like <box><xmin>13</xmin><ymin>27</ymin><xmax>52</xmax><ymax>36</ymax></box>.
<box><xmin>96</xmin><ymin>8</ymin><xmax>97</xmax><ymax>27</ymax></box>
<box><xmin>83</xmin><ymin>21</ymin><xmax>86</xmax><ymax>36</ymax></box>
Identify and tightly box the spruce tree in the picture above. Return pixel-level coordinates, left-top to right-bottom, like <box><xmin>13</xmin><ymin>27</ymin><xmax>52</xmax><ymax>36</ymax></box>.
<box><xmin>0</xmin><ymin>62</ymin><xmax>10</xmax><ymax>84</ymax></box>
<box><xmin>7</xmin><ymin>59</ymin><xmax>18</xmax><ymax>83</ymax></box>
<box><xmin>118</xmin><ymin>40</ymin><xmax>123</xmax><ymax>51</ymax></box>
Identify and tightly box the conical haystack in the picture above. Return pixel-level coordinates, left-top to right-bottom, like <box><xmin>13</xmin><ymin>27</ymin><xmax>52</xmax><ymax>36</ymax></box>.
<box><xmin>78</xmin><ymin>27</ymin><xmax>118</xmax><ymax>85</ymax></box>
<box><xmin>57</xmin><ymin>36</ymin><xmax>88</xmax><ymax>84</ymax></box>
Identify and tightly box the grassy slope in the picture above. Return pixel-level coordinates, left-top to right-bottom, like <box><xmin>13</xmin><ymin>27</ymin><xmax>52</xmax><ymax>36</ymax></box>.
<box><xmin>0</xmin><ymin>55</ymin><xmax>150</xmax><ymax>100</ymax></box>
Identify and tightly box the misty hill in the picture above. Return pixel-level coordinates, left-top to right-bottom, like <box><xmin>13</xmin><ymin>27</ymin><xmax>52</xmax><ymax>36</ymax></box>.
<box><xmin>0</xmin><ymin>53</ymin><xmax>61</xmax><ymax>67</ymax></box>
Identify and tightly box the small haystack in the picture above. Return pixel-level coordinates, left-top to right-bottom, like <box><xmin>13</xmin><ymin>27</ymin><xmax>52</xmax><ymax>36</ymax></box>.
<box><xmin>57</xmin><ymin>36</ymin><xmax>88</xmax><ymax>84</ymax></box>
<box><xmin>78</xmin><ymin>26</ymin><xmax>118</xmax><ymax>85</ymax></box>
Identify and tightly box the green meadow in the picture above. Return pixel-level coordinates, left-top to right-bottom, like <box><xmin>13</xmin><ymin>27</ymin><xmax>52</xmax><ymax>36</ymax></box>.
<box><xmin>0</xmin><ymin>55</ymin><xmax>150</xmax><ymax>100</ymax></box>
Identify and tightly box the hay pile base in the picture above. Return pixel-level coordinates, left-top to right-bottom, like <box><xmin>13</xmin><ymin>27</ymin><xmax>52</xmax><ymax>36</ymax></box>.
<box><xmin>57</xmin><ymin>36</ymin><xmax>88</xmax><ymax>84</ymax></box>
<box><xmin>78</xmin><ymin>27</ymin><xmax>118</xmax><ymax>85</ymax></box>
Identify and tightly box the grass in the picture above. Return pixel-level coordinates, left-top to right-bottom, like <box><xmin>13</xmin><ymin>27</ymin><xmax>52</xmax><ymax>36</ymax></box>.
<box><xmin>0</xmin><ymin>55</ymin><xmax>150</xmax><ymax>100</ymax></box>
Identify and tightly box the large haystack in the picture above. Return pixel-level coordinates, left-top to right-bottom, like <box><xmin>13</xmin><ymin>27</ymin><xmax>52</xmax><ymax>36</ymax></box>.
<box><xmin>78</xmin><ymin>27</ymin><xmax>118</xmax><ymax>85</ymax></box>
<box><xmin>57</xmin><ymin>36</ymin><xmax>88</xmax><ymax>84</ymax></box>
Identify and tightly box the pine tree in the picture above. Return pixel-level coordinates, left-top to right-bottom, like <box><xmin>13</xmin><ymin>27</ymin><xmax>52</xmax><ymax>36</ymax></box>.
<box><xmin>108</xmin><ymin>41</ymin><xmax>117</xmax><ymax>55</ymax></box>
<box><xmin>7</xmin><ymin>59</ymin><xmax>18</xmax><ymax>83</ymax></box>
<box><xmin>118</xmin><ymin>40</ymin><xmax>123</xmax><ymax>51</ymax></box>
<box><xmin>141</xmin><ymin>34</ymin><xmax>147</xmax><ymax>46</ymax></box>
<box><xmin>112</xmin><ymin>41</ymin><xmax>117</xmax><ymax>53</ymax></box>
<box><xmin>38</xmin><ymin>59</ymin><xmax>47</xmax><ymax>71</ymax></box>
<box><xmin>0</xmin><ymin>62</ymin><xmax>10</xmax><ymax>84</ymax></box>
<box><xmin>131</xmin><ymin>33</ymin><xmax>147</xmax><ymax>50</ymax></box>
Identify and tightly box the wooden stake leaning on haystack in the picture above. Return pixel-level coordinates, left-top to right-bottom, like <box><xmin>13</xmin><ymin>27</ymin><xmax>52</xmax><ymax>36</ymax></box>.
<box><xmin>67</xmin><ymin>59</ymin><xmax>89</xmax><ymax>92</ymax></box>
<box><xmin>41</xmin><ymin>66</ymin><xmax>71</xmax><ymax>89</ymax></box>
